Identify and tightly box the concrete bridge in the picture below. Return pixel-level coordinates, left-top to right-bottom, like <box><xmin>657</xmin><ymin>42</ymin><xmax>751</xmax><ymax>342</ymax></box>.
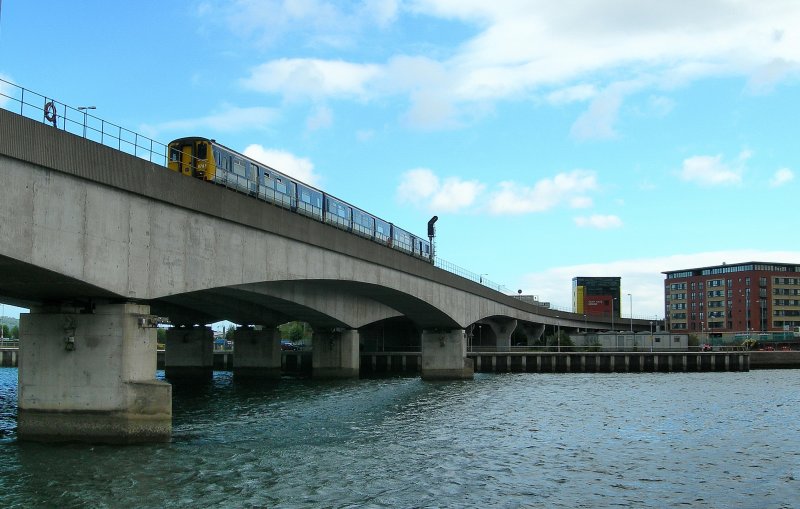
<box><xmin>0</xmin><ymin>106</ymin><xmax>651</xmax><ymax>443</ymax></box>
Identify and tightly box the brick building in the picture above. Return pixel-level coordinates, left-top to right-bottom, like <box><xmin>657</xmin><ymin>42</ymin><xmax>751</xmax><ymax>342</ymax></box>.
<box><xmin>663</xmin><ymin>261</ymin><xmax>800</xmax><ymax>334</ymax></box>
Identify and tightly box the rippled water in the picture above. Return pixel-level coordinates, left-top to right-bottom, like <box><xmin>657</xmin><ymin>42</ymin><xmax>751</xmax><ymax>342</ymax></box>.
<box><xmin>1</xmin><ymin>368</ymin><xmax>799</xmax><ymax>508</ymax></box>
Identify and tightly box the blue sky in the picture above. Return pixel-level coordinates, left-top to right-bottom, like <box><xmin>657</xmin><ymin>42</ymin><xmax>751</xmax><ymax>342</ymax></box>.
<box><xmin>1</xmin><ymin>1</ymin><xmax>800</xmax><ymax>320</ymax></box>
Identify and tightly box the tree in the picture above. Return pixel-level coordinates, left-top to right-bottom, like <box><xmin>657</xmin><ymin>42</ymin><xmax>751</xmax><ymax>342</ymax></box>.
<box><xmin>11</xmin><ymin>325</ymin><xmax>19</xmax><ymax>339</ymax></box>
<box><xmin>279</xmin><ymin>321</ymin><xmax>306</xmax><ymax>342</ymax></box>
<box><xmin>0</xmin><ymin>324</ymin><xmax>9</xmax><ymax>339</ymax></box>
<box><xmin>225</xmin><ymin>326</ymin><xmax>236</xmax><ymax>340</ymax></box>
<box><xmin>545</xmin><ymin>330</ymin><xmax>574</xmax><ymax>351</ymax></box>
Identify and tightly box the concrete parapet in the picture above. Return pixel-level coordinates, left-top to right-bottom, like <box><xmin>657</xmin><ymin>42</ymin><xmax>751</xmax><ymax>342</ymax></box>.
<box><xmin>164</xmin><ymin>326</ymin><xmax>214</xmax><ymax>378</ymax></box>
<box><xmin>312</xmin><ymin>329</ymin><xmax>359</xmax><ymax>378</ymax></box>
<box><xmin>421</xmin><ymin>329</ymin><xmax>473</xmax><ymax>380</ymax></box>
<box><xmin>233</xmin><ymin>327</ymin><xmax>281</xmax><ymax>378</ymax></box>
<box><xmin>17</xmin><ymin>303</ymin><xmax>171</xmax><ymax>443</ymax></box>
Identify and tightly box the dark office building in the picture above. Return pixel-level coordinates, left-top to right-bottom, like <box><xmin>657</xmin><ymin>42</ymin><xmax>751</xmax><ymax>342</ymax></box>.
<box><xmin>572</xmin><ymin>277</ymin><xmax>621</xmax><ymax>318</ymax></box>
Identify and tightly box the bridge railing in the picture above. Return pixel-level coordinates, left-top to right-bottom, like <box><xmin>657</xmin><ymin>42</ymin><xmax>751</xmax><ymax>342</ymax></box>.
<box><xmin>0</xmin><ymin>77</ymin><xmax>168</xmax><ymax>165</ymax></box>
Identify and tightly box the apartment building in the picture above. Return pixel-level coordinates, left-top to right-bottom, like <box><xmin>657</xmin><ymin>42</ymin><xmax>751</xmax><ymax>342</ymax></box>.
<box><xmin>663</xmin><ymin>262</ymin><xmax>800</xmax><ymax>334</ymax></box>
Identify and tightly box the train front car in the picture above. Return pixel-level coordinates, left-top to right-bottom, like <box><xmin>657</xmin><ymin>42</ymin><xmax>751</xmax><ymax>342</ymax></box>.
<box><xmin>167</xmin><ymin>137</ymin><xmax>216</xmax><ymax>181</ymax></box>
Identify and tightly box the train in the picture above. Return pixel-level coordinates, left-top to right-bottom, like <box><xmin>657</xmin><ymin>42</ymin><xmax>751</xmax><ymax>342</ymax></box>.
<box><xmin>167</xmin><ymin>137</ymin><xmax>433</xmax><ymax>261</ymax></box>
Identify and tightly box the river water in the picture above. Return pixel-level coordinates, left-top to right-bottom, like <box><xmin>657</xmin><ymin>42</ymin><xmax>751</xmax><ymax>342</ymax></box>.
<box><xmin>0</xmin><ymin>368</ymin><xmax>798</xmax><ymax>508</ymax></box>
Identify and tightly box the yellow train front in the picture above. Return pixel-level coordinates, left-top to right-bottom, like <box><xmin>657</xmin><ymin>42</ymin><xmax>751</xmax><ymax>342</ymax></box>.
<box><xmin>167</xmin><ymin>137</ymin><xmax>217</xmax><ymax>181</ymax></box>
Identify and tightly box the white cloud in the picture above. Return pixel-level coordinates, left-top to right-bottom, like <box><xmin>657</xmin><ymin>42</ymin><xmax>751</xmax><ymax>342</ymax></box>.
<box><xmin>140</xmin><ymin>105</ymin><xmax>278</xmax><ymax>138</ymax></box>
<box><xmin>519</xmin><ymin>249</ymin><xmax>800</xmax><ymax>318</ymax></box>
<box><xmin>209</xmin><ymin>1</ymin><xmax>800</xmax><ymax>130</ymax></box>
<box><xmin>570</xmin><ymin>80</ymin><xmax>644</xmax><ymax>141</ymax></box>
<box><xmin>574</xmin><ymin>214</ymin><xmax>622</xmax><ymax>229</ymax></box>
<box><xmin>678</xmin><ymin>154</ymin><xmax>743</xmax><ymax>186</ymax></box>
<box><xmin>546</xmin><ymin>84</ymin><xmax>597</xmax><ymax>105</ymax></box>
<box><xmin>396</xmin><ymin>168</ymin><xmax>484</xmax><ymax>212</ymax></box>
<box><xmin>397</xmin><ymin>168</ymin><xmax>602</xmax><ymax>215</ymax></box>
<box><xmin>770</xmin><ymin>167</ymin><xmax>794</xmax><ymax>187</ymax></box>
<box><xmin>487</xmin><ymin>170</ymin><xmax>599</xmax><ymax>214</ymax></box>
<box><xmin>242</xmin><ymin>144</ymin><xmax>321</xmax><ymax>187</ymax></box>
<box><xmin>241</xmin><ymin>59</ymin><xmax>382</xmax><ymax>100</ymax></box>
<box><xmin>306</xmin><ymin>105</ymin><xmax>333</xmax><ymax>131</ymax></box>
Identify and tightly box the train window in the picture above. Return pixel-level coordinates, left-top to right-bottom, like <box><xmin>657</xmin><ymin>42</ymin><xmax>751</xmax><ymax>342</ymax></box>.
<box><xmin>301</xmin><ymin>190</ymin><xmax>311</xmax><ymax>203</ymax></box>
<box><xmin>233</xmin><ymin>158</ymin><xmax>246</xmax><ymax>177</ymax></box>
<box><xmin>197</xmin><ymin>143</ymin><xmax>207</xmax><ymax>159</ymax></box>
<box><xmin>169</xmin><ymin>147</ymin><xmax>181</xmax><ymax>161</ymax></box>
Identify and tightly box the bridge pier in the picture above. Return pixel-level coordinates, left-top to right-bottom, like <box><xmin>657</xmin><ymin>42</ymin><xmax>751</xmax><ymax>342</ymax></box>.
<box><xmin>518</xmin><ymin>323</ymin><xmax>546</xmax><ymax>346</ymax></box>
<box><xmin>312</xmin><ymin>329</ymin><xmax>359</xmax><ymax>378</ymax></box>
<box><xmin>17</xmin><ymin>303</ymin><xmax>171</xmax><ymax>444</ymax></box>
<box><xmin>164</xmin><ymin>326</ymin><xmax>214</xmax><ymax>378</ymax></box>
<box><xmin>485</xmin><ymin>318</ymin><xmax>518</xmax><ymax>351</ymax></box>
<box><xmin>421</xmin><ymin>329</ymin><xmax>473</xmax><ymax>380</ymax></box>
<box><xmin>232</xmin><ymin>327</ymin><xmax>281</xmax><ymax>378</ymax></box>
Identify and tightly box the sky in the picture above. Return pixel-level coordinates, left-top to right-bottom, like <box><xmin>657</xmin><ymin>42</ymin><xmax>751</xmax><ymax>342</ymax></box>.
<box><xmin>1</xmin><ymin>0</ymin><xmax>800</xmax><ymax>321</ymax></box>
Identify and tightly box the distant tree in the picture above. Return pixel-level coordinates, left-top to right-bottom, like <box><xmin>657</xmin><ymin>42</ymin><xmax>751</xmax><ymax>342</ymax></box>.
<box><xmin>545</xmin><ymin>330</ymin><xmax>574</xmax><ymax>351</ymax></box>
<box><xmin>0</xmin><ymin>324</ymin><xmax>8</xmax><ymax>339</ymax></box>
<box><xmin>225</xmin><ymin>326</ymin><xmax>236</xmax><ymax>340</ymax></box>
<box><xmin>157</xmin><ymin>328</ymin><xmax>167</xmax><ymax>343</ymax></box>
<box><xmin>11</xmin><ymin>325</ymin><xmax>19</xmax><ymax>339</ymax></box>
<box><xmin>688</xmin><ymin>334</ymin><xmax>700</xmax><ymax>347</ymax></box>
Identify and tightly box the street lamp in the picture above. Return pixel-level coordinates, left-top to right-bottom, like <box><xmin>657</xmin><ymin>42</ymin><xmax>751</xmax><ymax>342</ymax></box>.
<box><xmin>611</xmin><ymin>297</ymin><xmax>617</xmax><ymax>337</ymax></box>
<box><xmin>556</xmin><ymin>317</ymin><xmax>561</xmax><ymax>353</ymax></box>
<box><xmin>628</xmin><ymin>293</ymin><xmax>633</xmax><ymax>332</ymax></box>
<box><xmin>77</xmin><ymin>106</ymin><xmax>96</xmax><ymax>138</ymax></box>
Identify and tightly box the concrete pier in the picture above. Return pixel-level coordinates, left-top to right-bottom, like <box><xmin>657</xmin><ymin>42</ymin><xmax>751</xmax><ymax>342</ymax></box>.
<box><xmin>164</xmin><ymin>326</ymin><xmax>214</xmax><ymax>378</ymax></box>
<box><xmin>17</xmin><ymin>303</ymin><xmax>171</xmax><ymax>443</ymax></box>
<box><xmin>312</xmin><ymin>329</ymin><xmax>359</xmax><ymax>378</ymax></box>
<box><xmin>232</xmin><ymin>327</ymin><xmax>281</xmax><ymax>378</ymax></box>
<box><xmin>421</xmin><ymin>329</ymin><xmax>473</xmax><ymax>380</ymax></box>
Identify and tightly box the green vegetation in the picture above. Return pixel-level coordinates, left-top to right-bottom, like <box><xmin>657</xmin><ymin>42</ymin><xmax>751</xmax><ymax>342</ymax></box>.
<box><xmin>279</xmin><ymin>321</ymin><xmax>312</xmax><ymax>342</ymax></box>
<box><xmin>544</xmin><ymin>330</ymin><xmax>574</xmax><ymax>351</ymax></box>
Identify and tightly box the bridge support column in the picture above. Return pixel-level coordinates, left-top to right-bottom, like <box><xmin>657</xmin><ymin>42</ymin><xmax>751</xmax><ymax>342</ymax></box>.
<box><xmin>312</xmin><ymin>329</ymin><xmax>359</xmax><ymax>378</ymax></box>
<box><xmin>232</xmin><ymin>327</ymin><xmax>281</xmax><ymax>378</ymax></box>
<box><xmin>17</xmin><ymin>303</ymin><xmax>171</xmax><ymax>443</ymax></box>
<box><xmin>164</xmin><ymin>326</ymin><xmax>214</xmax><ymax>378</ymax></box>
<box><xmin>519</xmin><ymin>323</ymin><xmax>546</xmax><ymax>346</ymax></box>
<box><xmin>421</xmin><ymin>329</ymin><xmax>473</xmax><ymax>380</ymax></box>
<box><xmin>485</xmin><ymin>318</ymin><xmax>518</xmax><ymax>351</ymax></box>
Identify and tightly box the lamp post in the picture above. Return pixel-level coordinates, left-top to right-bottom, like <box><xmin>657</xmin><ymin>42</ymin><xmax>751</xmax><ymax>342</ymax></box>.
<box><xmin>77</xmin><ymin>106</ymin><xmax>96</xmax><ymax>138</ymax></box>
<box><xmin>479</xmin><ymin>273</ymin><xmax>488</xmax><ymax>284</ymax></box>
<box><xmin>628</xmin><ymin>293</ymin><xmax>633</xmax><ymax>332</ymax></box>
<box><xmin>556</xmin><ymin>317</ymin><xmax>560</xmax><ymax>353</ymax></box>
<box><xmin>611</xmin><ymin>298</ymin><xmax>615</xmax><ymax>332</ymax></box>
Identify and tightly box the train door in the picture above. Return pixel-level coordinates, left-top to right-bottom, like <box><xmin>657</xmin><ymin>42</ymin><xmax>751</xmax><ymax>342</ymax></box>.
<box><xmin>168</xmin><ymin>142</ymin><xmax>194</xmax><ymax>177</ymax></box>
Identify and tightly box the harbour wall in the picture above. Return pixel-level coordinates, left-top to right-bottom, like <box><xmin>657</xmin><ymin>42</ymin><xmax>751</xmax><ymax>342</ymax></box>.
<box><xmin>4</xmin><ymin>349</ymin><xmax>800</xmax><ymax>373</ymax></box>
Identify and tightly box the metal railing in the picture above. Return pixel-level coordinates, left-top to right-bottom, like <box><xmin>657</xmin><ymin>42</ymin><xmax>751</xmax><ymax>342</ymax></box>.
<box><xmin>0</xmin><ymin>77</ymin><xmax>168</xmax><ymax>165</ymax></box>
<box><xmin>0</xmin><ymin>78</ymin><xmax>573</xmax><ymax>308</ymax></box>
<box><xmin>0</xmin><ymin>339</ymin><xmax>19</xmax><ymax>349</ymax></box>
